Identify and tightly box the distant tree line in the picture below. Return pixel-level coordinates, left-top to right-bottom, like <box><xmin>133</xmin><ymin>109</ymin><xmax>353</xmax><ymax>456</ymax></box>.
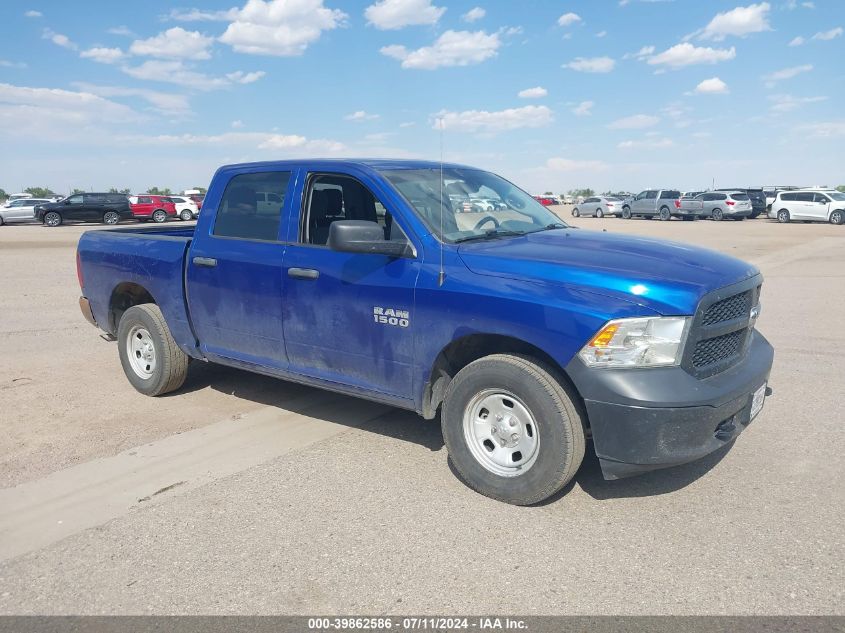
<box><xmin>0</xmin><ymin>185</ymin><xmax>209</xmax><ymax>202</ymax></box>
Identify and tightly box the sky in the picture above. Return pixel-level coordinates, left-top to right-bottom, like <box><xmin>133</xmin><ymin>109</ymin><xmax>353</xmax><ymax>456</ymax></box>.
<box><xmin>0</xmin><ymin>0</ymin><xmax>843</xmax><ymax>195</ymax></box>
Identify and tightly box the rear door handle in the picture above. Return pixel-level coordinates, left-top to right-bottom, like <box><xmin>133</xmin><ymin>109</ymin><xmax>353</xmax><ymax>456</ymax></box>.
<box><xmin>192</xmin><ymin>256</ymin><xmax>217</xmax><ymax>267</ymax></box>
<box><xmin>288</xmin><ymin>267</ymin><xmax>319</xmax><ymax>280</ymax></box>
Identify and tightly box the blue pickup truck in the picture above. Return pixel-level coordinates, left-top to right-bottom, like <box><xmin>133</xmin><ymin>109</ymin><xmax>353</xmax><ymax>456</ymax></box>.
<box><xmin>76</xmin><ymin>159</ymin><xmax>773</xmax><ymax>505</ymax></box>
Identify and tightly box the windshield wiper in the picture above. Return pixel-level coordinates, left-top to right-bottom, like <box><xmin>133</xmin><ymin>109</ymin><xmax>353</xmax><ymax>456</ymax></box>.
<box><xmin>453</xmin><ymin>229</ymin><xmax>527</xmax><ymax>243</ymax></box>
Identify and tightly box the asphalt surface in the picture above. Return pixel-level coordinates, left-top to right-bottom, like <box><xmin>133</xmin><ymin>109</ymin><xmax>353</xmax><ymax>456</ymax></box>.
<box><xmin>0</xmin><ymin>212</ymin><xmax>842</xmax><ymax>614</ymax></box>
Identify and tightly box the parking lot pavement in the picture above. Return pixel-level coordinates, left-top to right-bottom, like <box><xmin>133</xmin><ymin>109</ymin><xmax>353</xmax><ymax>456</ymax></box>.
<box><xmin>0</xmin><ymin>219</ymin><xmax>843</xmax><ymax>614</ymax></box>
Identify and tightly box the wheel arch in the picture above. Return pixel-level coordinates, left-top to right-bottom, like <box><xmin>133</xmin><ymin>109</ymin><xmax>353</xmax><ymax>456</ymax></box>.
<box><xmin>420</xmin><ymin>333</ymin><xmax>582</xmax><ymax>420</ymax></box>
<box><xmin>108</xmin><ymin>282</ymin><xmax>157</xmax><ymax>334</ymax></box>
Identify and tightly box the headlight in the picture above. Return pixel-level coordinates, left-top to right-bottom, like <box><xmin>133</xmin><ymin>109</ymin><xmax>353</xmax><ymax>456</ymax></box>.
<box><xmin>578</xmin><ymin>316</ymin><xmax>690</xmax><ymax>368</ymax></box>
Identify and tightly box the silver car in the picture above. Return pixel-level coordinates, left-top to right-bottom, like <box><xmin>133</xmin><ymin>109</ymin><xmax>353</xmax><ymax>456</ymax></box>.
<box><xmin>0</xmin><ymin>198</ymin><xmax>52</xmax><ymax>225</ymax></box>
<box><xmin>571</xmin><ymin>196</ymin><xmax>624</xmax><ymax>218</ymax></box>
<box><xmin>678</xmin><ymin>191</ymin><xmax>752</xmax><ymax>221</ymax></box>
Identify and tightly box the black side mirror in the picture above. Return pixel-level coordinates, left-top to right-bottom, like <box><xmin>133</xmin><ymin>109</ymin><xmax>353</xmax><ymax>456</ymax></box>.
<box><xmin>328</xmin><ymin>220</ymin><xmax>411</xmax><ymax>257</ymax></box>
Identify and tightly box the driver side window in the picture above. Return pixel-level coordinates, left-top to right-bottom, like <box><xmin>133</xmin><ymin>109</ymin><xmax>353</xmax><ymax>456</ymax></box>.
<box><xmin>67</xmin><ymin>195</ymin><xmax>83</xmax><ymax>205</ymax></box>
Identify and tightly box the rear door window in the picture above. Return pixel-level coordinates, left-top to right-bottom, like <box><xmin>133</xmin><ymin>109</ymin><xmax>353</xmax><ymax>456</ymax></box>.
<box><xmin>813</xmin><ymin>193</ymin><xmax>831</xmax><ymax>203</ymax></box>
<box><xmin>214</xmin><ymin>171</ymin><xmax>291</xmax><ymax>241</ymax></box>
<box><xmin>730</xmin><ymin>193</ymin><xmax>750</xmax><ymax>200</ymax></box>
<box><xmin>659</xmin><ymin>190</ymin><xmax>680</xmax><ymax>199</ymax></box>
<box><xmin>796</xmin><ymin>192</ymin><xmax>814</xmax><ymax>202</ymax></box>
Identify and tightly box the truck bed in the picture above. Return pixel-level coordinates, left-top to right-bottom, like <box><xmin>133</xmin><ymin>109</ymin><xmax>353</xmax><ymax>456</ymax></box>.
<box><xmin>77</xmin><ymin>225</ymin><xmax>198</xmax><ymax>354</ymax></box>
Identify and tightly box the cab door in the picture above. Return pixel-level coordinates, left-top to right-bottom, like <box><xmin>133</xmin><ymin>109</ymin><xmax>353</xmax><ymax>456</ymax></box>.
<box><xmin>280</xmin><ymin>169</ymin><xmax>420</xmax><ymax>400</ymax></box>
<box><xmin>809</xmin><ymin>192</ymin><xmax>831</xmax><ymax>221</ymax></box>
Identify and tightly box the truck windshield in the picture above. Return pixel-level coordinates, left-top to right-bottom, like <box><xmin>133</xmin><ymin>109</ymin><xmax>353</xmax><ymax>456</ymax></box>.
<box><xmin>381</xmin><ymin>167</ymin><xmax>567</xmax><ymax>243</ymax></box>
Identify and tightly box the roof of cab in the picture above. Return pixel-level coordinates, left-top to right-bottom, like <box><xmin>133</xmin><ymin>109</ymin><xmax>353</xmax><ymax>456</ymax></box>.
<box><xmin>216</xmin><ymin>158</ymin><xmax>478</xmax><ymax>172</ymax></box>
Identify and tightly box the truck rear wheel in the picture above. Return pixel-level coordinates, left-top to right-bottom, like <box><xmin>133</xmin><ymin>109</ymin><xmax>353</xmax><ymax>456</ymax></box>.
<box><xmin>117</xmin><ymin>304</ymin><xmax>188</xmax><ymax>396</ymax></box>
<box><xmin>441</xmin><ymin>354</ymin><xmax>585</xmax><ymax>505</ymax></box>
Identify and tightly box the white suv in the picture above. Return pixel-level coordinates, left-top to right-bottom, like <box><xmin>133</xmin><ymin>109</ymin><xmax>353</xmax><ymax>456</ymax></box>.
<box><xmin>168</xmin><ymin>196</ymin><xmax>199</xmax><ymax>221</ymax></box>
<box><xmin>769</xmin><ymin>189</ymin><xmax>845</xmax><ymax>225</ymax></box>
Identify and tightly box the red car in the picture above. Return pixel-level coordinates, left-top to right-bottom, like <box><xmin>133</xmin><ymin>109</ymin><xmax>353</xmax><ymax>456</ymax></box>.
<box><xmin>188</xmin><ymin>194</ymin><xmax>205</xmax><ymax>210</ymax></box>
<box><xmin>533</xmin><ymin>195</ymin><xmax>557</xmax><ymax>206</ymax></box>
<box><xmin>128</xmin><ymin>195</ymin><xmax>177</xmax><ymax>223</ymax></box>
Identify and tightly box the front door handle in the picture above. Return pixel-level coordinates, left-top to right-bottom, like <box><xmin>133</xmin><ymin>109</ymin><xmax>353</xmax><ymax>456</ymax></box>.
<box><xmin>288</xmin><ymin>267</ymin><xmax>319</xmax><ymax>280</ymax></box>
<box><xmin>192</xmin><ymin>256</ymin><xmax>217</xmax><ymax>267</ymax></box>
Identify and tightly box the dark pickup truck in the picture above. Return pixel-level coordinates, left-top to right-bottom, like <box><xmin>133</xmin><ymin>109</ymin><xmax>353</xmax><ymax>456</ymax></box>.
<box><xmin>76</xmin><ymin>159</ymin><xmax>774</xmax><ymax>505</ymax></box>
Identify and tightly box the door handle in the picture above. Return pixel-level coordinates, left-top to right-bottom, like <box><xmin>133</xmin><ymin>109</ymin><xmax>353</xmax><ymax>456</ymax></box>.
<box><xmin>192</xmin><ymin>256</ymin><xmax>217</xmax><ymax>267</ymax></box>
<box><xmin>288</xmin><ymin>267</ymin><xmax>319</xmax><ymax>280</ymax></box>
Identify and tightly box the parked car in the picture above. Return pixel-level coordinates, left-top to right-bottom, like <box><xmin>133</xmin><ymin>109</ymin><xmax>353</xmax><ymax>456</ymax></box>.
<box><xmin>0</xmin><ymin>198</ymin><xmax>52</xmax><ymax>225</ymax></box>
<box><xmin>533</xmin><ymin>195</ymin><xmax>557</xmax><ymax>206</ymax></box>
<box><xmin>128</xmin><ymin>195</ymin><xmax>177</xmax><ymax>223</ymax></box>
<box><xmin>189</xmin><ymin>194</ymin><xmax>205</xmax><ymax>210</ymax></box>
<box><xmin>682</xmin><ymin>191</ymin><xmax>704</xmax><ymax>199</ymax></box>
<box><xmin>571</xmin><ymin>196</ymin><xmax>623</xmax><ymax>218</ymax></box>
<box><xmin>168</xmin><ymin>196</ymin><xmax>199</xmax><ymax>221</ymax></box>
<box><xmin>6</xmin><ymin>192</ymin><xmax>35</xmax><ymax>203</ymax></box>
<box><xmin>681</xmin><ymin>191</ymin><xmax>752</xmax><ymax>221</ymax></box>
<box><xmin>763</xmin><ymin>186</ymin><xmax>802</xmax><ymax>211</ymax></box>
<box><xmin>716</xmin><ymin>188</ymin><xmax>766</xmax><ymax>218</ymax></box>
<box><xmin>76</xmin><ymin>158</ymin><xmax>773</xmax><ymax>506</ymax></box>
<box><xmin>255</xmin><ymin>191</ymin><xmax>285</xmax><ymax>215</ymax></box>
<box><xmin>621</xmin><ymin>189</ymin><xmax>682</xmax><ymax>220</ymax></box>
<box><xmin>769</xmin><ymin>189</ymin><xmax>845</xmax><ymax>225</ymax></box>
<box><xmin>35</xmin><ymin>193</ymin><xmax>132</xmax><ymax>227</ymax></box>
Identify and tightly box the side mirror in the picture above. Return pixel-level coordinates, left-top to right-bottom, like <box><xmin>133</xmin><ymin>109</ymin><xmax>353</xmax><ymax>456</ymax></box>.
<box><xmin>64</xmin><ymin>200</ymin><xmax>70</xmax><ymax>205</ymax></box>
<box><xmin>328</xmin><ymin>220</ymin><xmax>411</xmax><ymax>258</ymax></box>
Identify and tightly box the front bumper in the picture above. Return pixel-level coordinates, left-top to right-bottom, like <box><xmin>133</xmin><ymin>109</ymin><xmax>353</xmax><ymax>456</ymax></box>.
<box><xmin>566</xmin><ymin>330</ymin><xmax>774</xmax><ymax>479</ymax></box>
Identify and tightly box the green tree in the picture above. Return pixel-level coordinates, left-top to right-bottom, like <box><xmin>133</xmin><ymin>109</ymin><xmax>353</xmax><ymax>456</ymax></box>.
<box><xmin>192</xmin><ymin>186</ymin><xmax>207</xmax><ymax>194</ymax></box>
<box><xmin>70</xmin><ymin>188</ymin><xmax>85</xmax><ymax>195</ymax></box>
<box><xmin>147</xmin><ymin>186</ymin><xmax>172</xmax><ymax>195</ymax></box>
<box><xmin>108</xmin><ymin>188</ymin><xmax>132</xmax><ymax>194</ymax></box>
<box><xmin>25</xmin><ymin>186</ymin><xmax>56</xmax><ymax>198</ymax></box>
<box><xmin>543</xmin><ymin>191</ymin><xmax>554</xmax><ymax>196</ymax></box>
<box><xmin>836</xmin><ymin>185</ymin><xmax>845</xmax><ymax>193</ymax></box>
<box><xmin>0</xmin><ymin>188</ymin><xmax>7</xmax><ymax>202</ymax></box>
<box><xmin>567</xmin><ymin>188</ymin><xmax>595</xmax><ymax>198</ymax></box>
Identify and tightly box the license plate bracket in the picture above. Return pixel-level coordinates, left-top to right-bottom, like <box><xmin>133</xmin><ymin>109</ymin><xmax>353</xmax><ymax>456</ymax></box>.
<box><xmin>750</xmin><ymin>383</ymin><xmax>766</xmax><ymax>420</ymax></box>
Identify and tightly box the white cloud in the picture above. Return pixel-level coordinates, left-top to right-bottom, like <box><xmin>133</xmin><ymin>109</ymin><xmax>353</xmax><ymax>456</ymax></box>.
<box><xmin>381</xmin><ymin>30</ymin><xmax>500</xmax><ymax>70</ymax></box>
<box><xmin>219</xmin><ymin>0</ymin><xmax>347</xmax><ymax>56</ymax></box>
<box><xmin>365</xmin><ymin>0</ymin><xmax>445</xmax><ymax>29</ymax></box>
<box><xmin>647</xmin><ymin>43</ymin><xmax>736</xmax><ymax>68</ymax></box>
<box><xmin>462</xmin><ymin>7</ymin><xmax>485</xmax><ymax>23</ymax></box>
<box><xmin>693</xmin><ymin>2</ymin><xmax>772</xmax><ymax>41</ymax></box>
<box><xmin>71</xmin><ymin>82</ymin><xmax>192</xmax><ymax>117</ymax></box>
<box><xmin>812</xmin><ymin>27</ymin><xmax>843</xmax><ymax>41</ymax></box>
<box><xmin>130</xmin><ymin>27</ymin><xmax>214</xmax><ymax>60</ymax></box>
<box><xmin>572</xmin><ymin>100</ymin><xmax>593</xmax><ymax>116</ymax></box>
<box><xmin>108</xmin><ymin>26</ymin><xmax>135</xmax><ymax>37</ymax></box>
<box><xmin>124</xmin><ymin>131</ymin><xmax>346</xmax><ymax>153</ymax></box>
<box><xmin>231</xmin><ymin>119</ymin><xmax>244</xmax><ymax>128</ymax></box>
<box><xmin>517</xmin><ymin>86</ymin><xmax>547</xmax><ymax>99</ymax></box>
<box><xmin>433</xmin><ymin>105</ymin><xmax>553</xmax><ymax>133</ymax></box>
<box><xmin>617</xmin><ymin>137</ymin><xmax>674</xmax><ymax>149</ymax></box>
<box><xmin>788</xmin><ymin>36</ymin><xmax>804</xmax><ymax>46</ymax></box>
<box><xmin>623</xmin><ymin>45</ymin><xmax>655</xmax><ymax>60</ymax></box>
<box><xmin>80</xmin><ymin>47</ymin><xmax>127</xmax><ymax>64</ymax></box>
<box><xmin>0</xmin><ymin>60</ymin><xmax>27</xmax><ymax>69</ymax></box>
<box><xmin>163</xmin><ymin>8</ymin><xmax>240</xmax><ymax>21</ymax></box>
<box><xmin>42</xmin><ymin>29</ymin><xmax>77</xmax><ymax>50</ymax></box>
<box><xmin>399</xmin><ymin>121</ymin><xmax>416</xmax><ymax>128</ymax></box>
<box><xmin>596</xmin><ymin>30</ymin><xmax>607</xmax><ymax>38</ymax></box>
<box><xmin>564</xmin><ymin>56</ymin><xmax>615</xmax><ymax>73</ymax></box>
<box><xmin>796</xmin><ymin>121</ymin><xmax>845</xmax><ymax>138</ymax></box>
<box><xmin>607</xmin><ymin>114</ymin><xmax>660</xmax><ymax>129</ymax></box>
<box><xmin>122</xmin><ymin>60</ymin><xmax>230</xmax><ymax>90</ymax></box>
<box><xmin>693</xmin><ymin>77</ymin><xmax>729</xmax><ymax>94</ymax></box>
<box><xmin>0</xmin><ymin>82</ymin><xmax>142</xmax><ymax>138</ymax></box>
<box><xmin>558</xmin><ymin>12</ymin><xmax>581</xmax><ymax>27</ymax></box>
<box><xmin>768</xmin><ymin>93</ymin><xmax>827</xmax><ymax>112</ymax></box>
<box><xmin>544</xmin><ymin>157</ymin><xmax>607</xmax><ymax>172</ymax></box>
<box><xmin>763</xmin><ymin>63</ymin><xmax>812</xmax><ymax>85</ymax></box>
<box><xmin>226</xmin><ymin>70</ymin><xmax>266</xmax><ymax>84</ymax></box>
<box><xmin>25</xmin><ymin>10</ymin><xmax>42</xmax><ymax>18</ymax></box>
<box><xmin>345</xmin><ymin>110</ymin><xmax>380</xmax><ymax>121</ymax></box>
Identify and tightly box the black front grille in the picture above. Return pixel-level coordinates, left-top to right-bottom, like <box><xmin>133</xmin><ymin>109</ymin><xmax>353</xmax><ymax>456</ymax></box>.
<box><xmin>683</xmin><ymin>278</ymin><xmax>762</xmax><ymax>378</ymax></box>
<box><xmin>701</xmin><ymin>291</ymin><xmax>751</xmax><ymax>325</ymax></box>
<box><xmin>692</xmin><ymin>330</ymin><xmax>744</xmax><ymax>368</ymax></box>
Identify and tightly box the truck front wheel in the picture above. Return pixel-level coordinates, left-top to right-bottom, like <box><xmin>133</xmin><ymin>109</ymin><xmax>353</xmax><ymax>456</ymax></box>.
<box><xmin>441</xmin><ymin>354</ymin><xmax>586</xmax><ymax>505</ymax></box>
<box><xmin>117</xmin><ymin>304</ymin><xmax>189</xmax><ymax>396</ymax></box>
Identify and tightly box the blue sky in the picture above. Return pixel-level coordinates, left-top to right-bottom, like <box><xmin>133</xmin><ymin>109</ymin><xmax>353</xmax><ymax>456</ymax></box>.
<box><xmin>0</xmin><ymin>0</ymin><xmax>843</xmax><ymax>195</ymax></box>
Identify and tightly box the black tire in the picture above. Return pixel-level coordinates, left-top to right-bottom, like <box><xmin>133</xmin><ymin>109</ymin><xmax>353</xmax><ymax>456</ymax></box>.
<box><xmin>777</xmin><ymin>209</ymin><xmax>790</xmax><ymax>223</ymax></box>
<box><xmin>659</xmin><ymin>206</ymin><xmax>671</xmax><ymax>221</ymax></box>
<box><xmin>829</xmin><ymin>210</ymin><xmax>844</xmax><ymax>225</ymax></box>
<box><xmin>621</xmin><ymin>206</ymin><xmax>632</xmax><ymax>219</ymax></box>
<box><xmin>43</xmin><ymin>211</ymin><xmax>62</xmax><ymax>227</ymax></box>
<box><xmin>712</xmin><ymin>208</ymin><xmax>724</xmax><ymax>221</ymax></box>
<box><xmin>117</xmin><ymin>304</ymin><xmax>189</xmax><ymax>396</ymax></box>
<box><xmin>572</xmin><ymin>208</ymin><xmax>580</xmax><ymax>217</ymax></box>
<box><xmin>0</xmin><ymin>215</ymin><xmax>5</xmax><ymax>227</ymax></box>
<box><xmin>180</xmin><ymin>209</ymin><xmax>193</xmax><ymax>221</ymax></box>
<box><xmin>595</xmin><ymin>209</ymin><xmax>604</xmax><ymax>218</ymax></box>
<box><xmin>441</xmin><ymin>354</ymin><xmax>586</xmax><ymax>505</ymax></box>
<box><xmin>103</xmin><ymin>210</ymin><xmax>120</xmax><ymax>225</ymax></box>
<box><xmin>152</xmin><ymin>209</ymin><xmax>168</xmax><ymax>223</ymax></box>
<box><xmin>682</xmin><ymin>216</ymin><xmax>693</xmax><ymax>221</ymax></box>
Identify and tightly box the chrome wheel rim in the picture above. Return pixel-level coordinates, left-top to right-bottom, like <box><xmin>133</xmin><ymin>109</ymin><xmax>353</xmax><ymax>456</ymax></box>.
<box><xmin>181</xmin><ymin>210</ymin><xmax>192</xmax><ymax>221</ymax></box>
<box><xmin>104</xmin><ymin>212</ymin><xmax>119</xmax><ymax>224</ymax></box>
<box><xmin>126</xmin><ymin>325</ymin><xmax>156</xmax><ymax>379</ymax></box>
<box><xmin>832</xmin><ymin>211</ymin><xmax>842</xmax><ymax>224</ymax></box>
<box><xmin>45</xmin><ymin>212</ymin><xmax>60</xmax><ymax>226</ymax></box>
<box><xmin>153</xmin><ymin>210</ymin><xmax>166</xmax><ymax>223</ymax></box>
<box><xmin>778</xmin><ymin>211</ymin><xmax>788</xmax><ymax>222</ymax></box>
<box><xmin>462</xmin><ymin>389</ymin><xmax>540</xmax><ymax>477</ymax></box>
